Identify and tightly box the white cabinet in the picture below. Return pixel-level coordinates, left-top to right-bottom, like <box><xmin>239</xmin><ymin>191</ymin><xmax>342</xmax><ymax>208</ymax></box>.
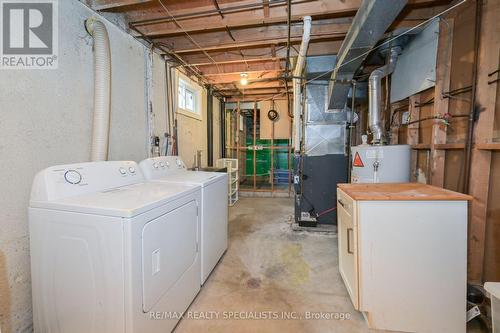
<box><xmin>337</xmin><ymin>183</ymin><xmax>471</xmax><ymax>333</ymax></box>
<box><xmin>337</xmin><ymin>188</ymin><xmax>358</xmax><ymax>310</ymax></box>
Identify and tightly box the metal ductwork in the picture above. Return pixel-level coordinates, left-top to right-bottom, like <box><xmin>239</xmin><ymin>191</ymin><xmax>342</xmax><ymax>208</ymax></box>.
<box><xmin>369</xmin><ymin>47</ymin><xmax>399</xmax><ymax>144</ymax></box>
<box><xmin>293</xmin><ymin>16</ymin><xmax>312</xmax><ymax>152</ymax></box>
<box><xmin>327</xmin><ymin>0</ymin><xmax>407</xmax><ymax>112</ymax></box>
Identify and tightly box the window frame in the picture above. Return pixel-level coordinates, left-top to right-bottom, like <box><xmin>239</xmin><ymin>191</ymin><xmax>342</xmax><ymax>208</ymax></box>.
<box><xmin>177</xmin><ymin>77</ymin><xmax>202</xmax><ymax>120</ymax></box>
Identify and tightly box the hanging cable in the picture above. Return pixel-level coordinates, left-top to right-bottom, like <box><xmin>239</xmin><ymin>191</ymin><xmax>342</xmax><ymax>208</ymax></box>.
<box><xmin>157</xmin><ymin>0</ymin><xmax>222</xmax><ymax>73</ymax></box>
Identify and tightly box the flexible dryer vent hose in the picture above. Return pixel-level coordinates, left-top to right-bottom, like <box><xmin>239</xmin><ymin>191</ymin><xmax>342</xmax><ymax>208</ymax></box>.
<box><xmin>86</xmin><ymin>18</ymin><xmax>111</xmax><ymax>161</ymax></box>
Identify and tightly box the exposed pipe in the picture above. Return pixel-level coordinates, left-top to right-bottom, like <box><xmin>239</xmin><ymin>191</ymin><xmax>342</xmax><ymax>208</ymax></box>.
<box><xmin>463</xmin><ymin>0</ymin><xmax>483</xmax><ymax>194</ymax></box>
<box><xmin>207</xmin><ymin>86</ymin><xmax>214</xmax><ymax>166</ymax></box>
<box><xmin>285</xmin><ymin>0</ymin><xmax>292</xmax><ymax>74</ymax></box>
<box><xmin>85</xmin><ymin>18</ymin><xmax>111</xmax><ymax>161</ymax></box>
<box><xmin>292</xmin><ymin>16</ymin><xmax>312</xmax><ymax>152</ymax></box>
<box><xmin>368</xmin><ymin>47</ymin><xmax>399</xmax><ymax>144</ymax></box>
<box><xmin>347</xmin><ymin>80</ymin><xmax>356</xmax><ymax>181</ymax></box>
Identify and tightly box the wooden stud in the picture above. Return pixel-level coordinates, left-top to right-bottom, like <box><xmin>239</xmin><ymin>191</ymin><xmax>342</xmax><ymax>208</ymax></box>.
<box><xmin>430</xmin><ymin>18</ymin><xmax>454</xmax><ymax>187</ymax></box>
<box><xmin>408</xmin><ymin>94</ymin><xmax>421</xmax><ymax>181</ymax></box>
<box><xmin>467</xmin><ymin>0</ymin><xmax>499</xmax><ymax>283</ymax></box>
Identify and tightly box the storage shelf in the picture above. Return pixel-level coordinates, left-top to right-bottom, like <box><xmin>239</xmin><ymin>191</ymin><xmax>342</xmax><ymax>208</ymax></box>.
<box><xmin>217</xmin><ymin>158</ymin><xmax>239</xmax><ymax>206</ymax></box>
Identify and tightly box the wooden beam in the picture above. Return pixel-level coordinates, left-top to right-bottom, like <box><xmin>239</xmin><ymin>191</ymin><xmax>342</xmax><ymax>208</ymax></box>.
<box><xmin>227</xmin><ymin>95</ymin><xmax>288</xmax><ymax>102</ymax></box>
<box><xmin>157</xmin><ymin>19</ymin><xmax>351</xmax><ymax>48</ymax></box>
<box><xmin>221</xmin><ymin>86</ymin><xmax>286</xmax><ymax>92</ymax></box>
<box><xmin>476</xmin><ymin>143</ymin><xmax>500</xmax><ymax>150</ymax></box>
<box><xmin>130</xmin><ymin>0</ymin><xmax>450</xmax><ymax>37</ymax></box>
<box><xmin>205</xmin><ymin>70</ymin><xmax>282</xmax><ymax>84</ymax></box>
<box><xmin>173</xmin><ymin>33</ymin><xmax>345</xmax><ymax>54</ymax></box>
<box><xmin>181</xmin><ymin>40</ymin><xmax>342</xmax><ymax>64</ymax></box>
<box><xmin>135</xmin><ymin>0</ymin><xmax>360</xmax><ymax>37</ymax></box>
<box><xmin>218</xmin><ymin>81</ymin><xmax>286</xmax><ymax>90</ymax></box>
<box><xmin>199</xmin><ymin>59</ymin><xmax>283</xmax><ymax>75</ymax></box>
<box><xmin>430</xmin><ymin>18</ymin><xmax>454</xmax><ymax>187</ymax></box>
<box><xmin>196</xmin><ymin>59</ymin><xmax>283</xmax><ymax>75</ymax></box>
<box><xmin>92</xmin><ymin>0</ymin><xmax>155</xmax><ymax>11</ymax></box>
<box><xmin>228</xmin><ymin>87</ymin><xmax>291</xmax><ymax>94</ymax></box>
<box><xmin>187</xmin><ymin>56</ymin><xmax>285</xmax><ymax>67</ymax></box>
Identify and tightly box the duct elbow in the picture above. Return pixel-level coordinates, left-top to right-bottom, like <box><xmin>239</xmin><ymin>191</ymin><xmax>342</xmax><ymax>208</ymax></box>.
<box><xmin>368</xmin><ymin>47</ymin><xmax>400</xmax><ymax>144</ymax></box>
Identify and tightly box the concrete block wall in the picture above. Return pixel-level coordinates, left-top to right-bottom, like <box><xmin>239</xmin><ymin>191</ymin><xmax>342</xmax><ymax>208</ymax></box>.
<box><xmin>0</xmin><ymin>1</ymin><xmax>168</xmax><ymax>331</ymax></box>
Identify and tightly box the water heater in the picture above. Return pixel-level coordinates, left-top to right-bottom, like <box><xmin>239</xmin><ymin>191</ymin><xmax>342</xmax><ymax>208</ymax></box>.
<box><xmin>351</xmin><ymin>144</ymin><xmax>411</xmax><ymax>183</ymax></box>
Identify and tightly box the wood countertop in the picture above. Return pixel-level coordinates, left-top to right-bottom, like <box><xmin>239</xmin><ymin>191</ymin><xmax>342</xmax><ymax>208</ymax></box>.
<box><xmin>338</xmin><ymin>183</ymin><xmax>473</xmax><ymax>201</ymax></box>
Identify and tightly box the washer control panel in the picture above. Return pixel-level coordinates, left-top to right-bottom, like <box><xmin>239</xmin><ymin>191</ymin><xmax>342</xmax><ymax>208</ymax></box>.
<box><xmin>30</xmin><ymin>161</ymin><xmax>145</xmax><ymax>202</ymax></box>
<box><xmin>139</xmin><ymin>156</ymin><xmax>187</xmax><ymax>180</ymax></box>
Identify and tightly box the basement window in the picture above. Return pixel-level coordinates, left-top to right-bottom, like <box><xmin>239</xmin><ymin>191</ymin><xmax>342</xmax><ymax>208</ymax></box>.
<box><xmin>178</xmin><ymin>78</ymin><xmax>201</xmax><ymax>119</ymax></box>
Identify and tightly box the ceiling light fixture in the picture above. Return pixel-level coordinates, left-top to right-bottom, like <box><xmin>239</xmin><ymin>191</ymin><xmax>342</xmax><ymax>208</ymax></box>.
<box><xmin>240</xmin><ymin>73</ymin><xmax>248</xmax><ymax>86</ymax></box>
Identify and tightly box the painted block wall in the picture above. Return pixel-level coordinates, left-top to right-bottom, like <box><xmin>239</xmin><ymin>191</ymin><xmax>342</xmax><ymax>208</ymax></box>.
<box><xmin>0</xmin><ymin>1</ymin><xmax>165</xmax><ymax>331</ymax></box>
<box><xmin>176</xmin><ymin>72</ymin><xmax>208</xmax><ymax>169</ymax></box>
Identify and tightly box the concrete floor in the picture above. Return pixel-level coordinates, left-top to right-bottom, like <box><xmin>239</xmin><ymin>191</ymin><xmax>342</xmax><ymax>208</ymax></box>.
<box><xmin>175</xmin><ymin>197</ymin><xmax>485</xmax><ymax>333</ymax></box>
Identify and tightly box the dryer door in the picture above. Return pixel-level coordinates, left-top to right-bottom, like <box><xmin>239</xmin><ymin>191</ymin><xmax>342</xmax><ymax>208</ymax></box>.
<box><xmin>142</xmin><ymin>200</ymin><xmax>198</xmax><ymax>312</ymax></box>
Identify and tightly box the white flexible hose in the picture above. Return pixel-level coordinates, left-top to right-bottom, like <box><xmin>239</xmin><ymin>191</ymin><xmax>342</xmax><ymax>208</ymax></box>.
<box><xmin>86</xmin><ymin>18</ymin><xmax>111</xmax><ymax>161</ymax></box>
<box><xmin>292</xmin><ymin>16</ymin><xmax>312</xmax><ymax>152</ymax></box>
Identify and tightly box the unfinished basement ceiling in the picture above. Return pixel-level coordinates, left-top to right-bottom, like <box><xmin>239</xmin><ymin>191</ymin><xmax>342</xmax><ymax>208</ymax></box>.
<box><xmin>85</xmin><ymin>0</ymin><xmax>452</xmax><ymax>101</ymax></box>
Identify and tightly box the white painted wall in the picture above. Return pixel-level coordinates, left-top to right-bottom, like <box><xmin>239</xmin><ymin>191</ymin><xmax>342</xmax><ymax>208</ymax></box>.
<box><xmin>176</xmin><ymin>72</ymin><xmax>208</xmax><ymax>168</ymax></box>
<box><xmin>151</xmin><ymin>52</ymin><xmax>169</xmax><ymax>153</ymax></box>
<box><xmin>0</xmin><ymin>2</ymin><xmax>166</xmax><ymax>331</ymax></box>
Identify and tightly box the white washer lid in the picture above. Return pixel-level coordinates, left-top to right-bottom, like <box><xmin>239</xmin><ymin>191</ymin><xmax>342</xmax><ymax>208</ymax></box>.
<box><xmin>152</xmin><ymin>171</ymin><xmax>227</xmax><ymax>187</ymax></box>
<box><xmin>30</xmin><ymin>182</ymin><xmax>200</xmax><ymax>218</ymax></box>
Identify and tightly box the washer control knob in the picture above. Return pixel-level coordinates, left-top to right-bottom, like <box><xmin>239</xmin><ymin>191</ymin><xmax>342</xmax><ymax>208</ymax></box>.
<box><xmin>128</xmin><ymin>167</ymin><xmax>136</xmax><ymax>173</ymax></box>
<box><xmin>153</xmin><ymin>162</ymin><xmax>159</xmax><ymax>169</ymax></box>
<box><xmin>64</xmin><ymin>170</ymin><xmax>82</xmax><ymax>184</ymax></box>
<box><xmin>176</xmin><ymin>159</ymin><xmax>182</xmax><ymax>167</ymax></box>
<box><xmin>119</xmin><ymin>167</ymin><xmax>127</xmax><ymax>175</ymax></box>
<box><xmin>159</xmin><ymin>162</ymin><xmax>165</xmax><ymax>168</ymax></box>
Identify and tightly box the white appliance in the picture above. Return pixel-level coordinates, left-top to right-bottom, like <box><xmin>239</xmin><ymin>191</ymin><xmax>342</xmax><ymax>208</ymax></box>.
<box><xmin>337</xmin><ymin>183</ymin><xmax>469</xmax><ymax>333</ymax></box>
<box><xmin>351</xmin><ymin>144</ymin><xmax>411</xmax><ymax>183</ymax></box>
<box><xmin>29</xmin><ymin>161</ymin><xmax>202</xmax><ymax>333</ymax></box>
<box><xmin>139</xmin><ymin>156</ymin><xmax>228</xmax><ymax>284</ymax></box>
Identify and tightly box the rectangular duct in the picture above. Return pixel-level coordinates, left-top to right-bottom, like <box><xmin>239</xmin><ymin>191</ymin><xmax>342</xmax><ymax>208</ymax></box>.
<box><xmin>327</xmin><ymin>0</ymin><xmax>407</xmax><ymax>111</ymax></box>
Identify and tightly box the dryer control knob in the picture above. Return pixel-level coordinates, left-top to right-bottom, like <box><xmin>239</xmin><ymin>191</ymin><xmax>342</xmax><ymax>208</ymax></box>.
<box><xmin>128</xmin><ymin>167</ymin><xmax>136</xmax><ymax>174</ymax></box>
<box><xmin>153</xmin><ymin>162</ymin><xmax>159</xmax><ymax>169</ymax></box>
<box><xmin>119</xmin><ymin>167</ymin><xmax>127</xmax><ymax>175</ymax></box>
<box><xmin>64</xmin><ymin>170</ymin><xmax>82</xmax><ymax>184</ymax></box>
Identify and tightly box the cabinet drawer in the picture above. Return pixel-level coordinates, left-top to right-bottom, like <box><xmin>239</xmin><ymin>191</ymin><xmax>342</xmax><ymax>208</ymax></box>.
<box><xmin>337</xmin><ymin>189</ymin><xmax>354</xmax><ymax>216</ymax></box>
<box><xmin>337</xmin><ymin>198</ymin><xmax>358</xmax><ymax>310</ymax></box>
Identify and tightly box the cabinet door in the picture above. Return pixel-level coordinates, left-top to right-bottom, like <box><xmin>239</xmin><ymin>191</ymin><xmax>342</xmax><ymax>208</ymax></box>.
<box><xmin>337</xmin><ymin>196</ymin><xmax>358</xmax><ymax>309</ymax></box>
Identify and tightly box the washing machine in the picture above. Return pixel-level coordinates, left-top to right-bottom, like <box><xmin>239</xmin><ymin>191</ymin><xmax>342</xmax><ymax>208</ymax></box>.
<box><xmin>29</xmin><ymin>161</ymin><xmax>201</xmax><ymax>333</ymax></box>
<box><xmin>139</xmin><ymin>156</ymin><xmax>228</xmax><ymax>284</ymax></box>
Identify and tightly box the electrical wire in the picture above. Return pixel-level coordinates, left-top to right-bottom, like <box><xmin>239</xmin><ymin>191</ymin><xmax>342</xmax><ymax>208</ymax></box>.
<box><xmin>157</xmin><ymin>0</ymin><xmax>222</xmax><ymax>73</ymax></box>
<box><xmin>316</xmin><ymin>206</ymin><xmax>336</xmax><ymax>218</ymax></box>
